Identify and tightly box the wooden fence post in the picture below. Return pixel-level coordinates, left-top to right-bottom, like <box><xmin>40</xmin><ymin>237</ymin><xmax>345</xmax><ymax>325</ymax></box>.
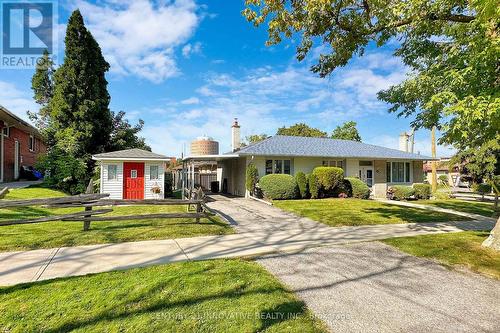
<box><xmin>83</xmin><ymin>180</ymin><xmax>94</xmax><ymax>231</ymax></box>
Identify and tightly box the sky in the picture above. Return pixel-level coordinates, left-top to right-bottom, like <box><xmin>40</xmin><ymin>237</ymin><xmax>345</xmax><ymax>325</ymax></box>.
<box><xmin>0</xmin><ymin>0</ymin><xmax>456</xmax><ymax>158</ymax></box>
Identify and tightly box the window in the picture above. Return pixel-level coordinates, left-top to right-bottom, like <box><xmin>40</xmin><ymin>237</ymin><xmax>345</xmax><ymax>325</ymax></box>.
<box><xmin>388</xmin><ymin>161</ymin><xmax>411</xmax><ymax>183</ymax></box>
<box><xmin>284</xmin><ymin>160</ymin><xmax>291</xmax><ymax>174</ymax></box>
<box><xmin>131</xmin><ymin>170</ymin><xmax>137</xmax><ymax>178</ymax></box>
<box><xmin>265</xmin><ymin>160</ymin><xmax>273</xmax><ymax>175</ymax></box>
<box><xmin>107</xmin><ymin>165</ymin><xmax>117</xmax><ymax>180</ymax></box>
<box><xmin>359</xmin><ymin>161</ymin><xmax>373</xmax><ymax>166</ymax></box>
<box><xmin>28</xmin><ymin>135</ymin><xmax>34</xmax><ymax>151</ymax></box>
<box><xmin>150</xmin><ymin>165</ymin><xmax>159</xmax><ymax>180</ymax></box>
<box><xmin>322</xmin><ymin>160</ymin><xmax>344</xmax><ymax>169</ymax></box>
<box><xmin>2</xmin><ymin>127</ymin><xmax>9</xmax><ymax>137</ymax></box>
<box><xmin>386</xmin><ymin>162</ymin><xmax>391</xmax><ymax>182</ymax></box>
<box><xmin>274</xmin><ymin>160</ymin><xmax>282</xmax><ymax>174</ymax></box>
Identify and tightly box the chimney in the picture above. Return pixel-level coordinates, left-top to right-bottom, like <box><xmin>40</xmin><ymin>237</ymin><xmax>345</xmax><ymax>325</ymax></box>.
<box><xmin>231</xmin><ymin>118</ymin><xmax>241</xmax><ymax>152</ymax></box>
<box><xmin>399</xmin><ymin>132</ymin><xmax>409</xmax><ymax>152</ymax></box>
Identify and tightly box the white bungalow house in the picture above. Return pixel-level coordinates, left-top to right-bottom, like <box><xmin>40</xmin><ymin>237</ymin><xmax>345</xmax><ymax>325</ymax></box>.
<box><xmin>182</xmin><ymin>120</ymin><xmax>434</xmax><ymax>198</ymax></box>
<box><xmin>92</xmin><ymin>149</ymin><xmax>171</xmax><ymax>200</ymax></box>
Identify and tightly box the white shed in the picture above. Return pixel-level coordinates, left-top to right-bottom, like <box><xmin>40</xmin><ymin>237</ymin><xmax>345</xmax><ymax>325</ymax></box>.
<box><xmin>92</xmin><ymin>149</ymin><xmax>171</xmax><ymax>200</ymax></box>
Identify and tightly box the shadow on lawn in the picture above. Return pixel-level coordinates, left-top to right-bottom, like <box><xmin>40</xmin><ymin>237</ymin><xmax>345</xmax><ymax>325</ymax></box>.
<box><xmin>362</xmin><ymin>204</ymin><xmax>466</xmax><ymax>223</ymax></box>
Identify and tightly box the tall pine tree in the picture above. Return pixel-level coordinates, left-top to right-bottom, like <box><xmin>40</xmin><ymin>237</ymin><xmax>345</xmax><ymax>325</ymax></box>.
<box><xmin>29</xmin><ymin>49</ymin><xmax>54</xmax><ymax>139</ymax></box>
<box><xmin>50</xmin><ymin>9</ymin><xmax>112</xmax><ymax>158</ymax></box>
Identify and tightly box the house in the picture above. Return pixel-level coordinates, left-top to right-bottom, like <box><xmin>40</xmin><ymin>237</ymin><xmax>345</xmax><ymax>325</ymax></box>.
<box><xmin>182</xmin><ymin>120</ymin><xmax>433</xmax><ymax>198</ymax></box>
<box><xmin>92</xmin><ymin>148</ymin><xmax>171</xmax><ymax>199</ymax></box>
<box><xmin>0</xmin><ymin>105</ymin><xmax>47</xmax><ymax>182</ymax></box>
<box><xmin>423</xmin><ymin>158</ymin><xmax>464</xmax><ymax>187</ymax></box>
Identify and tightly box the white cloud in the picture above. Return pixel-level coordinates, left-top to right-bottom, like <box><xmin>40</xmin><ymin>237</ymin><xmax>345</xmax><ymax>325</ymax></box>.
<box><xmin>180</xmin><ymin>97</ymin><xmax>200</xmax><ymax>105</ymax></box>
<box><xmin>0</xmin><ymin>81</ymin><xmax>38</xmax><ymax>122</ymax></box>
<box><xmin>182</xmin><ymin>42</ymin><xmax>202</xmax><ymax>58</ymax></box>
<box><xmin>74</xmin><ymin>0</ymin><xmax>200</xmax><ymax>82</ymax></box>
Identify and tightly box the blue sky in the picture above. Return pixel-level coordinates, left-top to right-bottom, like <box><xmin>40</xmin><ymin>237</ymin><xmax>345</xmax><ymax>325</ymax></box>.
<box><xmin>0</xmin><ymin>0</ymin><xmax>455</xmax><ymax>157</ymax></box>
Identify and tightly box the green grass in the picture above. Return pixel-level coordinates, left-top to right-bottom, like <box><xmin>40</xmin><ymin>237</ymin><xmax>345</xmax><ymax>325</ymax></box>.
<box><xmin>0</xmin><ymin>259</ymin><xmax>327</xmax><ymax>333</ymax></box>
<box><xmin>273</xmin><ymin>198</ymin><xmax>467</xmax><ymax>227</ymax></box>
<box><xmin>418</xmin><ymin>199</ymin><xmax>496</xmax><ymax>218</ymax></box>
<box><xmin>383</xmin><ymin>231</ymin><xmax>500</xmax><ymax>279</ymax></box>
<box><xmin>0</xmin><ymin>187</ymin><xmax>233</xmax><ymax>252</ymax></box>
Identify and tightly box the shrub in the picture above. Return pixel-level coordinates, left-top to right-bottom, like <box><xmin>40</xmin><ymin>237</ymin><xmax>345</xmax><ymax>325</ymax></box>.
<box><xmin>472</xmin><ymin>183</ymin><xmax>492</xmax><ymax>195</ymax></box>
<box><xmin>245</xmin><ymin>163</ymin><xmax>259</xmax><ymax>195</ymax></box>
<box><xmin>390</xmin><ymin>185</ymin><xmax>415</xmax><ymax>200</ymax></box>
<box><xmin>309</xmin><ymin>173</ymin><xmax>319</xmax><ymax>199</ymax></box>
<box><xmin>258</xmin><ymin>174</ymin><xmax>298</xmax><ymax>200</ymax></box>
<box><xmin>438</xmin><ymin>175</ymin><xmax>448</xmax><ymax>185</ymax></box>
<box><xmin>295</xmin><ymin>171</ymin><xmax>308</xmax><ymax>198</ymax></box>
<box><xmin>344</xmin><ymin>177</ymin><xmax>370</xmax><ymax>199</ymax></box>
<box><xmin>413</xmin><ymin>183</ymin><xmax>431</xmax><ymax>199</ymax></box>
<box><xmin>311</xmin><ymin>167</ymin><xmax>344</xmax><ymax>197</ymax></box>
<box><xmin>434</xmin><ymin>190</ymin><xmax>451</xmax><ymax>200</ymax></box>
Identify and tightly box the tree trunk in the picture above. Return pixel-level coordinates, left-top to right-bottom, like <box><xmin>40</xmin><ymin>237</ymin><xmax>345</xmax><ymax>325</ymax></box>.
<box><xmin>482</xmin><ymin>217</ymin><xmax>500</xmax><ymax>251</ymax></box>
<box><xmin>431</xmin><ymin>126</ymin><xmax>437</xmax><ymax>193</ymax></box>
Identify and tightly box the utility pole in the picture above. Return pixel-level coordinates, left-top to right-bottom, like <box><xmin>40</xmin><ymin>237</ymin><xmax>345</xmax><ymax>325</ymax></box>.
<box><xmin>431</xmin><ymin>126</ymin><xmax>437</xmax><ymax>193</ymax></box>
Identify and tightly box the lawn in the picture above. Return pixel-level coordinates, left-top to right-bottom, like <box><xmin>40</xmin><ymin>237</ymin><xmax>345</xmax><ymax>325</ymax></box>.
<box><xmin>418</xmin><ymin>199</ymin><xmax>496</xmax><ymax>218</ymax></box>
<box><xmin>273</xmin><ymin>198</ymin><xmax>467</xmax><ymax>227</ymax></box>
<box><xmin>0</xmin><ymin>259</ymin><xmax>327</xmax><ymax>333</ymax></box>
<box><xmin>0</xmin><ymin>187</ymin><xmax>233</xmax><ymax>252</ymax></box>
<box><xmin>383</xmin><ymin>231</ymin><xmax>500</xmax><ymax>279</ymax></box>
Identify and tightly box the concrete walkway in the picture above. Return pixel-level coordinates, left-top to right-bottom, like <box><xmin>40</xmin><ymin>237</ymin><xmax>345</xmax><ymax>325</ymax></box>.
<box><xmin>258</xmin><ymin>242</ymin><xmax>500</xmax><ymax>333</ymax></box>
<box><xmin>0</xmin><ymin>197</ymin><xmax>494</xmax><ymax>286</ymax></box>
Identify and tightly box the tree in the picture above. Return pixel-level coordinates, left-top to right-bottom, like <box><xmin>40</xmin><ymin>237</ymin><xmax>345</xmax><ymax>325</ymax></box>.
<box><xmin>245</xmin><ymin>0</ymin><xmax>499</xmax><ymax>248</ymax></box>
<box><xmin>29</xmin><ymin>49</ymin><xmax>54</xmax><ymax>135</ymax></box>
<box><xmin>107</xmin><ymin>111</ymin><xmax>151</xmax><ymax>152</ymax></box>
<box><xmin>246</xmin><ymin>134</ymin><xmax>269</xmax><ymax>145</ymax></box>
<box><xmin>331</xmin><ymin>121</ymin><xmax>361</xmax><ymax>141</ymax></box>
<box><xmin>277</xmin><ymin>123</ymin><xmax>327</xmax><ymax>137</ymax></box>
<box><xmin>49</xmin><ymin>9</ymin><xmax>112</xmax><ymax>158</ymax></box>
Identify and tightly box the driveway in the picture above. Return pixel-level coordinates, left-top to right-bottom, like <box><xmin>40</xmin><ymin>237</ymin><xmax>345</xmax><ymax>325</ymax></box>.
<box><xmin>257</xmin><ymin>242</ymin><xmax>500</xmax><ymax>333</ymax></box>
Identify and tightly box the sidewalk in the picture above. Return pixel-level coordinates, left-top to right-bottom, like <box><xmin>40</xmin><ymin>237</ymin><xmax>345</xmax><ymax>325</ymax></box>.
<box><xmin>0</xmin><ymin>218</ymin><xmax>493</xmax><ymax>286</ymax></box>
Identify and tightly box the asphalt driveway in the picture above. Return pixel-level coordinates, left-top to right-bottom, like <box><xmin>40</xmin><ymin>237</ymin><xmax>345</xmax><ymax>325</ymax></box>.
<box><xmin>257</xmin><ymin>242</ymin><xmax>500</xmax><ymax>333</ymax></box>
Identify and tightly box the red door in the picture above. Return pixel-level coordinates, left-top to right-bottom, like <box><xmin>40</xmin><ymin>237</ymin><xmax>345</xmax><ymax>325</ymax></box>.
<box><xmin>123</xmin><ymin>162</ymin><xmax>145</xmax><ymax>199</ymax></box>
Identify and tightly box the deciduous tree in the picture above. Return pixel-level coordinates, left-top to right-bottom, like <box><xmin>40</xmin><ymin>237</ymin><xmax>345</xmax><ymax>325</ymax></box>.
<box><xmin>277</xmin><ymin>123</ymin><xmax>327</xmax><ymax>137</ymax></box>
<box><xmin>331</xmin><ymin>121</ymin><xmax>361</xmax><ymax>141</ymax></box>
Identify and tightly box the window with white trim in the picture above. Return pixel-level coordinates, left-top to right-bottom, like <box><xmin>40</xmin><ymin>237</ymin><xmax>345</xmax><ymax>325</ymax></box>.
<box><xmin>28</xmin><ymin>135</ymin><xmax>34</xmax><ymax>151</ymax></box>
<box><xmin>2</xmin><ymin>127</ymin><xmax>9</xmax><ymax>137</ymax></box>
<box><xmin>150</xmin><ymin>165</ymin><xmax>159</xmax><ymax>180</ymax></box>
<box><xmin>265</xmin><ymin>159</ymin><xmax>292</xmax><ymax>175</ymax></box>
<box><xmin>322</xmin><ymin>160</ymin><xmax>344</xmax><ymax>169</ymax></box>
<box><xmin>107</xmin><ymin>165</ymin><xmax>117</xmax><ymax>180</ymax></box>
<box><xmin>387</xmin><ymin>161</ymin><xmax>411</xmax><ymax>183</ymax></box>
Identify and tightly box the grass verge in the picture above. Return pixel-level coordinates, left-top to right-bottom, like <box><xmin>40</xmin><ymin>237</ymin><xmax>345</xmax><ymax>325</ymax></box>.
<box><xmin>417</xmin><ymin>199</ymin><xmax>496</xmax><ymax>218</ymax></box>
<box><xmin>0</xmin><ymin>259</ymin><xmax>327</xmax><ymax>332</ymax></box>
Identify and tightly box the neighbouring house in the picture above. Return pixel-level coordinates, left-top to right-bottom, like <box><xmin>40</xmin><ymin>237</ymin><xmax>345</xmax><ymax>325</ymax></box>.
<box><xmin>182</xmin><ymin>120</ymin><xmax>433</xmax><ymax>198</ymax></box>
<box><xmin>423</xmin><ymin>158</ymin><xmax>464</xmax><ymax>187</ymax></box>
<box><xmin>0</xmin><ymin>105</ymin><xmax>47</xmax><ymax>182</ymax></box>
<box><xmin>92</xmin><ymin>148</ymin><xmax>171</xmax><ymax>200</ymax></box>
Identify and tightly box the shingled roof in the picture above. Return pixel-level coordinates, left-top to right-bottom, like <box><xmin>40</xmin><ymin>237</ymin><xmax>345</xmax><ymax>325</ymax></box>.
<box><xmin>231</xmin><ymin>135</ymin><xmax>432</xmax><ymax>160</ymax></box>
<box><xmin>92</xmin><ymin>148</ymin><xmax>170</xmax><ymax>160</ymax></box>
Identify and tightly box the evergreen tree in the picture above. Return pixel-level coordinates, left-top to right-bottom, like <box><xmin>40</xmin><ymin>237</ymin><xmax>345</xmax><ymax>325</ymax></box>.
<box><xmin>107</xmin><ymin>111</ymin><xmax>151</xmax><ymax>151</ymax></box>
<box><xmin>50</xmin><ymin>9</ymin><xmax>112</xmax><ymax>158</ymax></box>
<box><xmin>29</xmin><ymin>50</ymin><xmax>54</xmax><ymax>134</ymax></box>
<box><xmin>331</xmin><ymin>121</ymin><xmax>361</xmax><ymax>141</ymax></box>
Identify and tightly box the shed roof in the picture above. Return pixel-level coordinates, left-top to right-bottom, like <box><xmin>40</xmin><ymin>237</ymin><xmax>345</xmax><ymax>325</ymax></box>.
<box><xmin>232</xmin><ymin>135</ymin><xmax>433</xmax><ymax>160</ymax></box>
<box><xmin>92</xmin><ymin>148</ymin><xmax>171</xmax><ymax>161</ymax></box>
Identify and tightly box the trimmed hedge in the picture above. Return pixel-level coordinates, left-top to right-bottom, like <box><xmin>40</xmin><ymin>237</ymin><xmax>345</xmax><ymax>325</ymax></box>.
<box><xmin>259</xmin><ymin>174</ymin><xmax>298</xmax><ymax>200</ymax></box>
<box><xmin>413</xmin><ymin>183</ymin><xmax>431</xmax><ymax>199</ymax></box>
<box><xmin>309</xmin><ymin>173</ymin><xmax>319</xmax><ymax>199</ymax></box>
<box><xmin>344</xmin><ymin>177</ymin><xmax>370</xmax><ymax>199</ymax></box>
<box><xmin>312</xmin><ymin>167</ymin><xmax>344</xmax><ymax>191</ymax></box>
<box><xmin>390</xmin><ymin>185</ymin><xmax>415</xmax><ymax>200</ymax></box>
<box><xmin>295</xmin><ymin>171</ymin><xmax>308</xmax><ymax>198</ymax></box>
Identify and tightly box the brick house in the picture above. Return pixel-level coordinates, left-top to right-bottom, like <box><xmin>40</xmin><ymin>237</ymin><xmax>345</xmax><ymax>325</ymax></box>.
<box><xmin>0</xmin><ymin>105</ymin><xmax>47</xmax><ymax>182</ymax></box>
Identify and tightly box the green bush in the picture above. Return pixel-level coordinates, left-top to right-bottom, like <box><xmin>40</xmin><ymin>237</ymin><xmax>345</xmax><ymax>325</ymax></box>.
<box><xmin>438</xmin><ymin>175</ymin><xmax>448</xmax><ymax>185</ymax></box>
<box><xmin>295</xmin><ymin>171</ymin><xmax>309</xmax><ymax>198</ymax></box>
<box><xmin>472</xmin><ymin>183</ymin><xmax>492</xmax><ymax>195</ymax></box>
<box><xmin>309</xmin><ymin>173</ymin><xmax>319</xmax><ymax>199</ymax></box>
<box><xmin>311</xmin><ymin>167</ymin><xmax>344</xmax><ymax>197</ymax></box>
<box><xmin>413</xmin><ymin>183</ymin><xmax>431</xmax><ymax>199</ymax></box>
<box><xmin>390</xmin><ymin>185</ymin><xmax>415</xmax><ymax>200</ymax></box>
<box><xmin>245</xmin><ymin>163</ymin><xmax>259</xmax><ymax>195</ymax></box>
<box><xmin>344</xmin><ymin>177</ymin><xmax>370</xmax><ymax>199</ymax></box>
<box><xmin>258</xmin><ymin>174</ymin><xmax>298</xmax><ymax>200</ymax></box>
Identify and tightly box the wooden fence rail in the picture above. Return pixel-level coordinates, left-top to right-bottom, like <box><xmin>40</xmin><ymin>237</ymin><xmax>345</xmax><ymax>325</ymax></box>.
<box><xmin>0</xmin><ymin>185</ymin><xmax>212</xmax><ymax>231</ymax></box>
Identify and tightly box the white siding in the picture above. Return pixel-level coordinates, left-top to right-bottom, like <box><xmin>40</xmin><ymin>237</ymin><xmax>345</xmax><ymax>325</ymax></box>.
<box><xmin>100</xmin><ymin>161</ymin><xmax>124</xmax><ymax>199</ymax></box>
<box><xmin>345</xmin><ymin>159</ymin><xmax>359</xmax><ymax>178</ymax></box>
<box><xmin>144</xmin><ymin>162</ymin><xmax>165</xmax><ymax>199</ymax></box>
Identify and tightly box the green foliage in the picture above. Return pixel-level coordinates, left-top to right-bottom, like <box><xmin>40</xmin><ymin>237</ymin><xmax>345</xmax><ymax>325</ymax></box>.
<box><xmin>107</xmin><ymin>111</ymin><xmax>150</xmax><ymax>151</ymax></box>
<box><xmin>245</xmin><ymin>163</ymin><xmax>259</xmax><ymax>194</ymax></box>
<box><xmin>245</xmin><ymin>134</ymin><xmax>269</xmax><ymax>145</ymax></box>
<box><xmin>472</xmin><ymin>183</ymin><xmax>492</xmax><ymax>195</ymax></box>
<box><xmin>35</xmin><ymin>149</ymin><xmax>88</xmax><ymax>195</ymax></box>
<box><xmin>413</xmin><ymin>183</ymin><xmax>432</xmax><ymax>200</ymax></box>
<box><xmin>331</xmin><ymin>121</ymin><xmax>361</xmax><ymax>141</ymax></box>
<box><xmin>438</xmin><ymin>175</ymin><xmax>449</xmax><ymax>184</ymax></box>
<box><xmin>49</xmin><ymin>10</ymin><xmax>112</xmax><ymax>158</ymax></box>
<box><xmin>451</xmin><ymin>140</ymin><xmax>500</xmax><ymax>184</ymax></box>
<box><xmin>276</xmin><ymin>123</ymin><xmax>327</xmax><ymax>137</ymax></box>
<box><xmin>312</xmin><ymin>167</ymin><xmax>344</xmax><ymax>197</ymax></box>
<box><xmin>344</xmin><ymin>177</ymin><xmax>370</xmax><ymax>199</ymax></box>
<box><xmin>390</xmin><ymin>185</ymin><xmax>415</xmax><ymax>201</ymax></box>
<box><xmin>29</xmin><ymin>50</ymin><xmax>54</xmax><ymax>136</ymax></box>
<box><xmin>434</xmin><ymin>190</ymin><xmax>452</xmax><ymax>200</ymax></box>
<box><xmin>258</xmin><ymin>174</ymin><xmax>298</xmax><ymax>200</ymax></box>
<box><xmin>308</xmin><ymin>173</ymin><xmax>319</xmax><ymax>199</ymax></box>
<box><xmin>295</xmin><ymin>171</ymin><xmax>308</xmax><ymax>198</ymax></box>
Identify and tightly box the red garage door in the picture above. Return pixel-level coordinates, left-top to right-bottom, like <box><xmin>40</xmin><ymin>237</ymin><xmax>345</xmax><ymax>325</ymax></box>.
<box><xmin>123</xmin><ymin>162</ymin><xmax>145</xmax><ymax>199</ymax></box>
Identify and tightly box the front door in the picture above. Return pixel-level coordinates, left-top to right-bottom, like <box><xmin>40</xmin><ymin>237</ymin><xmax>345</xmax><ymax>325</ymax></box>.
<box><xmin>359</xmin><ymin>167</ymin><xmax>373</xmax><ymax>187</ymax></box>
<box><xmin>123</xmin><ymin>162</ymin><xmax>145</xmax><ymax>199</ymax></box>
